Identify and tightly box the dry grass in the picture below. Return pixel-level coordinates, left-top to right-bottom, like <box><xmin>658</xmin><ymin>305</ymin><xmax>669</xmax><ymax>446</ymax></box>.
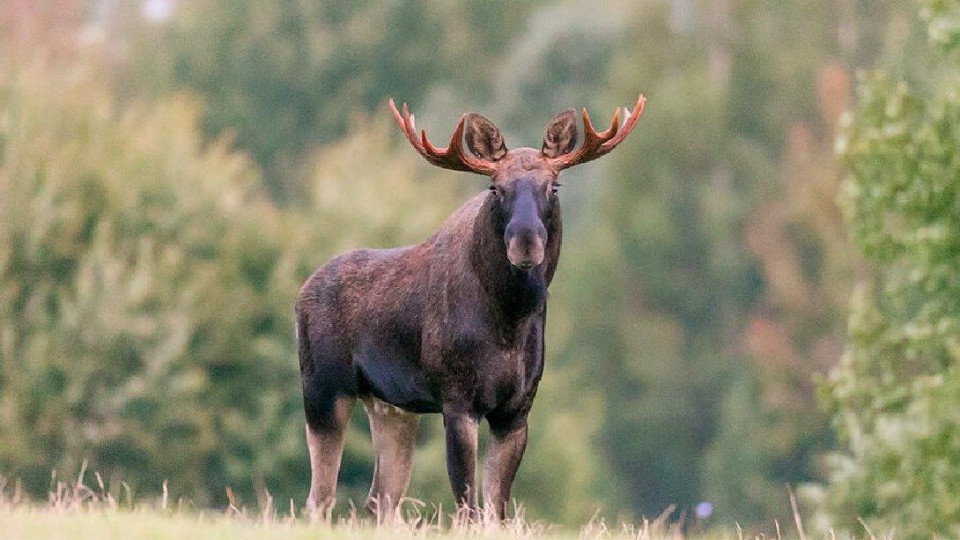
<box><xmin>0</xmin><ymin>470</ymin><xmax>880</xmax><ymax>540</ymax></box>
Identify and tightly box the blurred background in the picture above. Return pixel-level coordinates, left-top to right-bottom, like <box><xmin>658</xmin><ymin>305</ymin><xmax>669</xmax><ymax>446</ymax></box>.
<box><xmin>0</xmin><ymin>0</ymin><xmax>947</xmax><ymax>533</ymax></box>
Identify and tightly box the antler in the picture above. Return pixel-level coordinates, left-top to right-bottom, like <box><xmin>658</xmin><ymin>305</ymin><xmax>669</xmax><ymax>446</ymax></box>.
<box><xmin>550</xmin><ymin>93</ymin><xmax>646</xmax><ymax>171</ymax></box>
<box><xmin>388</xmin><ymin>98</ymin><xmax>497</xmax><ymax>175</ymax></box>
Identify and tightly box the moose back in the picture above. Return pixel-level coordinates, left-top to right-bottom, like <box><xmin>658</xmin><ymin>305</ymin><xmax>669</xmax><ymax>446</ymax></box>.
<box><xmin>296</xmin><ymin>95</ymin><xmax>645</xmax><ymax>520</ymax></box>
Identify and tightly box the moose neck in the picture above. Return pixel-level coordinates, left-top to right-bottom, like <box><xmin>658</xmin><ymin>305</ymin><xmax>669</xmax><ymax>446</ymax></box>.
<box><xmin>471</xmin><ymin>192</ymin><xmax>562</xmax><ymax>323</ymax></box>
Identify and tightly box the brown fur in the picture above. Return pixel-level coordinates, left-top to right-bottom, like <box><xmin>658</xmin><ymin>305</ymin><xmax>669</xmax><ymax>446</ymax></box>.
<box><xmin>297</xmin><ymin>103</ymin><xmax>639</xmax><ymax>520</ymax></box>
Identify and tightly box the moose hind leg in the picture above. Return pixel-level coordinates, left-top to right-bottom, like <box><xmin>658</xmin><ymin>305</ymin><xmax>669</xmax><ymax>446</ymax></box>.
<box><xmin>362</xmin><ymin>396</ymin><xmax>420</xmax><ymax>522</ymax></box>
<box><xmin>305</xmin><ymin>395</ymin><xmax>356</xmax><ymax>520</ymax></box>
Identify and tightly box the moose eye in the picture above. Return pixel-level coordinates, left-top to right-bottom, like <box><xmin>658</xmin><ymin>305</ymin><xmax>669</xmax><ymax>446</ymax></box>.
<box><xmin>551</xmin><ymin>183</ymin><xmax>562</xmax><ymax>194</ymax></box>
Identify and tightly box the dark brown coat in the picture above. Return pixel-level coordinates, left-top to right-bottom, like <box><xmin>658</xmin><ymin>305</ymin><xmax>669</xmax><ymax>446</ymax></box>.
<box><xmin>296</xmin><ymin>96</ymin><xmax>644</xmax><ymax>521</ymax></box>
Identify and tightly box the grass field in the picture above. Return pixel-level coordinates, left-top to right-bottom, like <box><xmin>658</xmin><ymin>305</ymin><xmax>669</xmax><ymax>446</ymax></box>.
<box><xmin>0</xmin><ymin>474</ymin><xmax>873</xmax><ymax>540</ymax></box>
<box><xmin>0</xmin><ymin>502</ymin><xmax>848</xmax><ymax>540</ymax></box>
<box><xmin>0</xmin><ymin>474</ymin><xmax>671</xmax><ymax>540</ymax></box>
<box><xmin>0</xmin><ymin>506</ymin><xmax>742</xmax><ymax>540</ymax></box>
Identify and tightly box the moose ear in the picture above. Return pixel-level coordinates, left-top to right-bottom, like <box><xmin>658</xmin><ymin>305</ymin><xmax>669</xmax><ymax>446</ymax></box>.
<box><xmin>541</xmin><ymin>108</ymin><xmax>579</xmax><ymax>158</ymax></box>
<box><xmin>463</xmin><ymin>113</ymin><xmax>507</xmax><ymax>161</ymax></box>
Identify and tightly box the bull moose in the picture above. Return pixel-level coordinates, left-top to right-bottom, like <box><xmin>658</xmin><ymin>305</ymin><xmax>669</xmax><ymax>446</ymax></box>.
<box><xmin>296</xmin><ymin>94</ymin><xmax>645</xmax><ymax>521</ymax></box>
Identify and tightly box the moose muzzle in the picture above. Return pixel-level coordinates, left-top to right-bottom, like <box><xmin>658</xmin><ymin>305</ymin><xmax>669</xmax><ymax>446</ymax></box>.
<box><xmin>504</xmin><ymin>188</ymin><xmax>547</xmax><ymax>270</ymax></box>
<box><xmin>506</xmin><ymin>231</ymin><xmax>545</xmax><ymax>270</ymax></box>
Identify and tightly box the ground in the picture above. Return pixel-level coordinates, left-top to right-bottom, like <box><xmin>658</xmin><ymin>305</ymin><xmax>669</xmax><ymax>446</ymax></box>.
<box><xmin>0</xmin><ymin>505</ymin><xmax>738</xmax><ymax>540</ymax></box>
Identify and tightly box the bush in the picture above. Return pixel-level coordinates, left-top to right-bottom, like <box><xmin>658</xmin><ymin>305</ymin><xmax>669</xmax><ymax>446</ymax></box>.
<box><xmin>0</xmin><ymin>59</ymin><xmax>304</xmax><ymax>504</ymax></box>
<box><xmin>823</xmin><ymin>2</ymin><xmax>960</xmax><ymax>537</ymax></box>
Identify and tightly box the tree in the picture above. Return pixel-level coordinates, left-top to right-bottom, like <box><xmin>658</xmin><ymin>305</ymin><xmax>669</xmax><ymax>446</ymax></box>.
<box><xmin>823</xmin><ymin>1</ymin><xmax>960</xmax><ymax>537</ymax></box>
<box><xmin>0</xmin><ymin>53</ymin><xmax>309</xmax><ymax>503</ymax></box>
<box><xmin>552</xmin><ymin>0</ymin><xmax>905</xmax><ymax>524</ymax></box>
<box><xmin>114</xmin><ymin>0</ymin><xmax>546</xmax><ymax>201</ymax></box>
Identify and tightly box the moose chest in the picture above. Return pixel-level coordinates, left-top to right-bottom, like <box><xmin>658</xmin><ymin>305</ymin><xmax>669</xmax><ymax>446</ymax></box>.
<box><xmin>421</xmin><ymin>303</ymin><xmax>546</xmax><ymax>418</ymax></box>
<box><xmin>351</xmin><ymin>303</ymin><xmax>544</xmax><ymax>417</ymax></box>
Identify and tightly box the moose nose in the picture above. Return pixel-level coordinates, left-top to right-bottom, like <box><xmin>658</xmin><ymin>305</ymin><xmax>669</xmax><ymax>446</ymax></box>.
<box><xmin>505</xmin><ymin>222</ymin><xmax>546</xmax><ymax>270</ymax></box>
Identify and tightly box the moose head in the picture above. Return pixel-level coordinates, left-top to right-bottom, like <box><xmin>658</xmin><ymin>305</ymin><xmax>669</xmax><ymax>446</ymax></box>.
<box><xmin>389</xmin><ymin>94</ymin><xmax>646</xmax><ymax>270</ymax></box>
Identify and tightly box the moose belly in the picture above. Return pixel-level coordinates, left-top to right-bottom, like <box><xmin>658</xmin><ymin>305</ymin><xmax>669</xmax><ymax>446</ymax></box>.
<box><xmin>354</xmin><ymin>340</ymin><xmax>440</xmax><ymax>414</ymax></box>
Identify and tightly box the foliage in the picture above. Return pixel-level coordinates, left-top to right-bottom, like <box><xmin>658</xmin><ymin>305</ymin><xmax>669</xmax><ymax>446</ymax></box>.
<box><xmin>0</xmin><ymin>57</ymin><xmax>304</xmax><ymax>503</ymax></box>
<box><xmin>550</xmin><ymin>0</ymin><xmax>903</xmax><ymax>523</ymax></box>
<box><xmin>922</xmin><ymin>0</ymin><xmax>960</xmax><ymax>52</ymax></box>
<box><xmin>118</xmin><ymin>0</ymin><xmax>545</xmax><ymax>201</ymax></box>
<box><xmin>823</xmin><ymin>2</ymin><xmax>960</xmax><ymax>537</ymax></box>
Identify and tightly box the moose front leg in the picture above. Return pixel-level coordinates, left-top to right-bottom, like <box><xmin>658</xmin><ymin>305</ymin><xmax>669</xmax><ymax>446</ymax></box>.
<box><xmin>363</xmin><ymin>396</ymin><xmax>420</xmax><ymax>523</ymax></box>
<box><xmin>442</xmin><ymin>412</ymin><xmax>480</xmax><ymax>515</ymax></box>
<box><xmin>482</xmin><ymin>416</ymin><xmax>528</xmax><ymax>521</ymax></box>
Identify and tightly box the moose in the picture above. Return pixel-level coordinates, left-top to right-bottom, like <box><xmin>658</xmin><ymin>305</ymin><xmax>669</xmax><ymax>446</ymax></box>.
<box><xmin>296</xmin><ymin>94</ymin><xmax>645</xmax><ymax>521</ymax></box>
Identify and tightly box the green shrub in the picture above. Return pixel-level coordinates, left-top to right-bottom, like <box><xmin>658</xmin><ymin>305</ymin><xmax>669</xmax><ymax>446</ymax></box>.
<box><xmin>0</xmin><ymin>59</ymin><xmax>303</xmax><ymax>503</ymax></box>
<box><xmin>823</xmin><ymin>2</ymin><xmax>960</xmax><ymax>537</ymax></box>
